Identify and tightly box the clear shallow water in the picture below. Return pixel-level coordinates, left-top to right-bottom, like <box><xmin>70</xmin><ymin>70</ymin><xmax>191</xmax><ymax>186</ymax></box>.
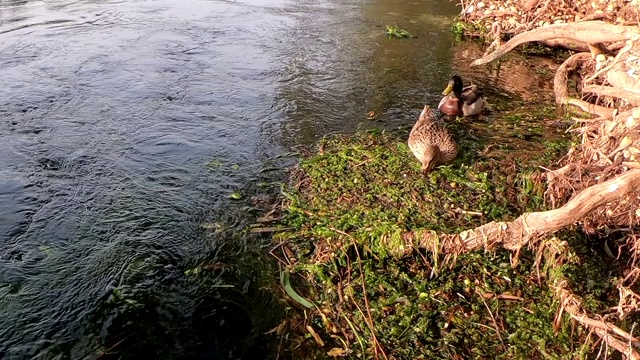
<box><xmin>0</xmin><ymin>0</ymin><xmax>462</xmax><ymax>358</ymax></box>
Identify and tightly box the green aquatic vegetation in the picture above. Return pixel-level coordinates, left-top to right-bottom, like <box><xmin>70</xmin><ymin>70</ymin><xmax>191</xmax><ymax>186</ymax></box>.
<box><xmin>449</xmin><ymin>18</ymin><xmax>491</xmax><ymax>43</ymax></box>
<box><xmin>451</xmin><ymin>21</ymin><xmax>466</xmax><ymax>41</ymax></box>
<box><xmin>385</xmin><ymin>24</ymin><xmax>413</xmax><ymax>39</ymax></box>
<box><xmin>83</xmin><ymin>175</ymin><xmax>291</xmax><ymax>359</ymax></box>
<box><xmin>267</xmin><ymin>99</ymin><xmax>632</xmax><ymax>359</ymax></box>
<box><xmin>206</xmin><ymin>159</ymin><xmax>223</xmax><ymax>169</ymax></box>
<box><xmin>229</xmin><ymin>190</ymin><xmax>243</xmax><ymax>200</ymax></box>
<box><xmin>281</xmin><ymin>270</ymin><xmax>315</xmax><ymax>309</ymax></box>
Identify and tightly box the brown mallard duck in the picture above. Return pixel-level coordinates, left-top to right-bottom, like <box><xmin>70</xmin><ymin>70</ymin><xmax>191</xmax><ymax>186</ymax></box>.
<box><xmin>438</xmin><ymin>75</ymin><xmax>485</xmax><ymax>117</ymax></box>
<box><xmin>408</xmin><ymin>105</ymin><xmax>458</xmax><ymax>175</ymax></box>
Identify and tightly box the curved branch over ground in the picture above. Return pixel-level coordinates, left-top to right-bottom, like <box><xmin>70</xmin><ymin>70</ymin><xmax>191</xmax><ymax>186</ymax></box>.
<box><xmin>384</xmin><ymin>169</ymin><xmax>640</xmax><ymax>256</ymax></box>
<box><xmin>539</xmin><ymin>38</ymin><xmax>624</xmax><ymax>53</ymax></box>
<box><xmin>470</xmin><ymin>21</ymin><xmax>640</xmax><ymax>67</ymax></box>
<box><xmin>552</xmin><ymin>52</ymin><xmax>615</xmax><ymax>117</ymax></box>
<box><xmin>553</xmin><ymin>52</ymin><xmax>588</xmax><ymax>105</ymax></box>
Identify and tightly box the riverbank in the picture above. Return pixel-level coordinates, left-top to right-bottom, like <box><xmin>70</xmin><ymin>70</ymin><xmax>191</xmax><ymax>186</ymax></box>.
<box><xmin>263</xmin><ymin>2</ymin><xmax>640</xmax><ymax>358</ymax></box>
<box><xmin>264</xmin><ymin>87</ymin><xmax>627</xmax><ymax>358</ymax></box>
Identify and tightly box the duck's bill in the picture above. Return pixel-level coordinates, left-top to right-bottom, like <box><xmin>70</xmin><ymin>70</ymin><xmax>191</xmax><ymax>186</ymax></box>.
<box><xmin>442</xmin><ymin>84</ymin><xmax>453</xmax><ymax>95</ymax></box>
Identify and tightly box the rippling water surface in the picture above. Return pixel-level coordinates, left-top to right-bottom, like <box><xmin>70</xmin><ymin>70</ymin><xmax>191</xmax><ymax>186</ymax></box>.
<box><xmin>0</xmin><ymin>0</ymin><xmax>461</xmax><ymax>358</ymax></box>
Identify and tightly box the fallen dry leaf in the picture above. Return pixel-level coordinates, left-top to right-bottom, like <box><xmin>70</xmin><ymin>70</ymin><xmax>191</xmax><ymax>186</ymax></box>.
<box><xmin>306</xmin><ymin>325</ymin><xmax>325</xmax><ymax>347</ymax></box>
<box><xmin>327</xmin><ymin>347</ymin><xmax>350</xmax><ymax>357</ymax></box>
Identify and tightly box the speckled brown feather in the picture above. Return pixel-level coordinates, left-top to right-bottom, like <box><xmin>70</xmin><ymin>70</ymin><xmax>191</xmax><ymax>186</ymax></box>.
<box><xmin>408</xmin><ymin>105</ymin><xmax>458</xmax><ymax>174</ymax></box>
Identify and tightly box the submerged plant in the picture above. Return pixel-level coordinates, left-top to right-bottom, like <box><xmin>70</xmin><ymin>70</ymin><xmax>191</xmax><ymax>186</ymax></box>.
<box><xmin>385</xmin><ymin>24</ymin><xmax>413</xmax><ymax>39</ymax></box>
<box><xmin>451</xmin><ymin>21</ymin><xmax>465</xmax><ymax>41</ymax></box>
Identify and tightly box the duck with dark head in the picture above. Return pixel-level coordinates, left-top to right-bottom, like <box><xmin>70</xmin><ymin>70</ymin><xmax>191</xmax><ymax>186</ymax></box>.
<box><xmin>438</xmin><ymin>75</ymin><xmax>485</xmax><ymax>118</ymax></box>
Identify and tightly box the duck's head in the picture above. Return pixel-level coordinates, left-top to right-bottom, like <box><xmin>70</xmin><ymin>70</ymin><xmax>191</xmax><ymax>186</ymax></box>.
<box><xmin>442</xmin><ymin>75</ymin><xmax>464</xmax><ymax>97</ymax></box>
<box><xmin>421</xmin><ymin>145</ymin><xmax>441</xmax><ymax>175</ymax></box>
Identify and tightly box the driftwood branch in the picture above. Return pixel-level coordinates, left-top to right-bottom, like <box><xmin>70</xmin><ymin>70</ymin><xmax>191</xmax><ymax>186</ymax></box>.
<box><xmin>444</xmin><ymin>6</ymin><xmax>640</xmax><ymax>360</ymax></box>
<box><xmin>470</xmin><ymin>21</ymin><xmax>640</xmax><ymax>67</ymax></box>
<box><xmin>594</xmin><ymin>328</ymin><xmax>640</xmax><ymax>360</ymax></box>
<box><xmin>387</xmin><ymin>169</ymin><xmax>640</xmax><ymax>256</ymax></box>
<box><xmin>382</xmin><ymin>170</ymin><xmax>640</xmax><ymax>357</ymax></box>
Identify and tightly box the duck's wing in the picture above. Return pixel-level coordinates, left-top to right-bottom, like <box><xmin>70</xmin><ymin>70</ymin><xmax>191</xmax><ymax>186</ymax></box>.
<box><xmin>461</xmin><ymin>85</ymin><xmax>483</xmax><ymax>105</ymax></box>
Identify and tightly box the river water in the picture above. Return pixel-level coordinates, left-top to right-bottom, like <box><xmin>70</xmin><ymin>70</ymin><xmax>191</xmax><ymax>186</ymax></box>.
<box><xmin>0</xmin><ymin>0</ymin><xmax>467</xmax><ymax>358</ymax></box>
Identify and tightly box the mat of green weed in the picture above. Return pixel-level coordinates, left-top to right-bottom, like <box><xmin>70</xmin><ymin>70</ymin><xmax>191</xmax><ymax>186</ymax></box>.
<box><xmin>269</xmin><ymin>104</ymin><xmax>624</xmax><ymax>359</ymax></box>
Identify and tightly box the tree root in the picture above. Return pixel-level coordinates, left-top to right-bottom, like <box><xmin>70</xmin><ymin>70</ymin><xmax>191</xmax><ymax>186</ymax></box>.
<box><xmin>378</xmin><ymin>169</ymin><xmax>640</xmax><ymax>357</ymax></box>
<box><xmin>471</xmin><ymin>22</ymin><xmax>640</xmax><ymax>116</ymax></box>
<box><xmin>384</xmin><ymin>169</ymin><xmax>640</xmax><ymax>256</ymax></box>
<box><xmin>584</xmin><ymin>38</ymin><xmax>638</xmax><ymax>84</ymax></box>
<box><xmin>583</xmin><ymin>85</ymin><xmax>640</xmax><ymax>104</ymax></box>
<box><xmin>537</xmin><ymin>38</ymin><xmax>624</xmax><ymax>53</ymax></box>
<box><xmin>553</xmin><ymin>52</ymin><xmax>615</xmax><ymax>117</ymax></box>
<box><xmin>454</xmin><ymin>11</ymin><xmax>640</xmax><ymax>360</ymax></box>
<box><xmin>470</xmin><ymin>21</ymin><xmax>640</xmax><ymax>67</ymax></box>
<box><xmin>552</xmin><ymin>276</ymin><xmax>640</xmax><ymax>359</ymax></box>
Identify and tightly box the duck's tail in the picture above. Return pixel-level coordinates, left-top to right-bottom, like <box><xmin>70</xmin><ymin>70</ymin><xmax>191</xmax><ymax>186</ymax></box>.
<box><xmin>419</xmin><ymin>105</ymin><xmax>432</xmax><ymax>120</ymax></box>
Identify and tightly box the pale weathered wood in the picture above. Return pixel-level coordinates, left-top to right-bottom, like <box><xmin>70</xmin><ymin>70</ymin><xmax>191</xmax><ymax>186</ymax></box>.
<box><xmin>471</xmin><ymin>21</ymin><xmax>640</xmax><ymax>67</ymax></box>
<box><xmin>583</xmin><ymin>85</ymin><xmax>640</xmax><ymax>104</ymax></box>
